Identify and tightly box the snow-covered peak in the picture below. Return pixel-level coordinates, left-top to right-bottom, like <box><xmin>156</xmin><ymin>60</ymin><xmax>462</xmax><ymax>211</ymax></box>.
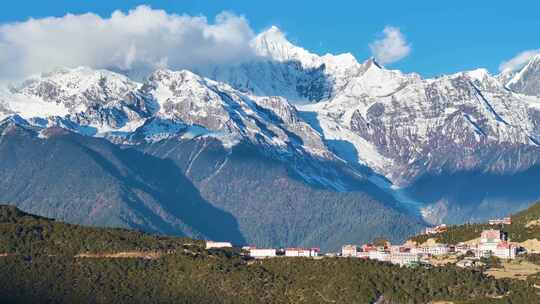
<box><xmin>11</xmin><ymin>66</ymin><xmax>141</xmax><ymax>108</ymax></box>
<box><xmin>322</xmin><ymin>52</ymin><xmax>358</xmax><ymax>66</ymax></box>
<box><xmin>147</xmin><ymin>69</ymin><xmax>210</xmax><ymax>93</ymax></box>
<box><xmin>465</xmin><ymin>68</ymin><xmax>490</xmax><ymax>82</ymax></box>
<box><xmin>497</xmin><ymin>69</ymin><xmax>516</xmax><ymax>86</ymax></box>
<box><xmin>527</xmin><ymin>53</ymin><xmax>540</xmax><ymax>66</ymax></box>
<box><xmin>145</xmin><ymin>69</ymin><xmax>232</xmax><ymax>130</ymax></box>
<box><xmin>254</xmin><ymin>26</ymin><xmax>288</xmax><ymax>46</ymax></box>
<box><xmin>362</xmin><ymin>57</ymin><xmax>383</xmax><ymax>70</ymax></box>
<box><xmin>329</xmin><ymin>57</ymin><xmax>418</xmax><ymax>99</ymax></box>
<box><xmin>0</xmin><ymin>67</ymin><xmax>154</xmax><ymax>135</ymax></box>
<box><xmin>460</xmin><ymin>68</ymin><xmax>505</xmax><ymax>92</ymax></box>
<box><xmin>505</xmin><ymin>54</ymin><xmax>540</xmax><ymax>96</ymax></box>
<box><xmin>253</xmin><ymin>26</ymin><xmax>362</xmax><ymax>73</ymax></box>
<box><xmin>19</xmin><ymin>66</ymin><xmax>137</xmax><ymax>93</ymax></box>
<box><xmin>143</xmin><ymin>67</ymin><xmax>332</xmax><ymax>157</ymax></box>
<box><xmin>252</xmin><ymin>26</ymin><xmax>321</xmax><ymax>68</ymax></box>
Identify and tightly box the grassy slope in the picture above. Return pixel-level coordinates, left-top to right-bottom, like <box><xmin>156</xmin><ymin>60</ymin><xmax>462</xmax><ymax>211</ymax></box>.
<box><xmin>0</xmin><ymin>205</ymin><xmax>539</xmax><ymax>304</ymax></box>
<box><xmin>410</xmin><ymin>202</ymin><xmax>540</xmax><ymax>245</ymax></box>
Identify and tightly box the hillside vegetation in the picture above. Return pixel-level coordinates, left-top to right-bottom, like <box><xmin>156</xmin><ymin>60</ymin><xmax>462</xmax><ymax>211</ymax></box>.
<box><xmin>410</xmin><ymin>202</ymin><xmax>540</xmax><ymax>245</ymax></box>
<box><xmin>0</xmin><ymin>204</ymin><xmax>200</xmax><ymax>256</ymax></box>
<box><xmin>1</xmin><ymin>205</ymin><xmax>540</xmax><ymax>303</ymax></box>
<box><xmin>0</xmin><ymin>123</ymin><xmax>424</xmax><ymax>251</ymax></box>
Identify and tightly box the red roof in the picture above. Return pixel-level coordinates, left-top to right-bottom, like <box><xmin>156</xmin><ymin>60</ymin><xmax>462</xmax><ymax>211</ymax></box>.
<box><xmin>496</xmin><ymin>241</ymin><xmax>512</xmax><ymax>249</ymax></box>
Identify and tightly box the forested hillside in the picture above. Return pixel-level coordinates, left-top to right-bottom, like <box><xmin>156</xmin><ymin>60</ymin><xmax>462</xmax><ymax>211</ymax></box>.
<box><xmin>0</xmin><ymin>205</ymin><xmax>539</xmax><ymax>304</ymax></box>
<box><xmin>410</xmin><ymin>202</ymin><xmax>540</xmax><ymax>245</ymax></box>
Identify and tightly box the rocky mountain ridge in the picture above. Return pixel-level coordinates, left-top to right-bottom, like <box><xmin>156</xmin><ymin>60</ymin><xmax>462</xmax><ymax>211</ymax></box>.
<box><xmin>1</xmin><ymin>26</ymin><xmax>540</xmax><ymax>233</ymax></box>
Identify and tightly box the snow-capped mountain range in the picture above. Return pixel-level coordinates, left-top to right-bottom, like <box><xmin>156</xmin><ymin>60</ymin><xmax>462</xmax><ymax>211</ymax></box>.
<box><xmin>2</xmin><ymin>26</ymin><xmax>540</xmax><ymax>224</ymax></box>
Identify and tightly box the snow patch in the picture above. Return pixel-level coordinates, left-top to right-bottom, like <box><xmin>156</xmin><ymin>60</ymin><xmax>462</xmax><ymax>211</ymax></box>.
<box><xmin>1</xmin><ymin>92</ymin><xmax>69</xmax><ymax>119</ymax></box>
<box><xmin>298</xmin><ymin>105</ymin><xmax>393</xmax><ymax>173</ymax></box>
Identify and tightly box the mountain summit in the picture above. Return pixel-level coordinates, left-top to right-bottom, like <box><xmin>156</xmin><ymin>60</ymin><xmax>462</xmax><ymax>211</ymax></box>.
<box><xmin>505</xmin><ymin>54</ymin><xmax>540</xmax><ymax>96</ymax></box>
<box><xmin>1</xmin><ymin>28</ymin><xmax>540</xmax><ymax>248</ymax></box>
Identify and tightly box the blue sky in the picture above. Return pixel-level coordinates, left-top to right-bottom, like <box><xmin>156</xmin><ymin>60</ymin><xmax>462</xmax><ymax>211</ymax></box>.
<box><xmin>1</xmin><ymin>1</ymin><xmax>539</xmax><ymax>77</ymax></box>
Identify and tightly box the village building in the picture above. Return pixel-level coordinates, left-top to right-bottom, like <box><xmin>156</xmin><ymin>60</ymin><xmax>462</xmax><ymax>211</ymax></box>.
<box><xmin>408</xmin><ymin>246</ymin><xmax>422</xmax><ymax>255</ymax></box>
<box><xmin>341</xmin><ymin>244</ymin><xmax>359</xmax><ymax>257</ymax></box>
<box><xmin>454</xmin><ymin>243</ymin><xmax>470</xmax><ymax>255</ymax></box>
<box><xmin>480</xmin><ymin>229</ymin><xmax>506</xmax><ymax>244</ymax></box>
<box><xmin>476</xmin><ymin>229</ymin><xmax>516</xmax><ymax>259</ymax></box>
<box><xmin>425</xmin><ymin>224</ymin><xmax>448</xmax><ymax>235</ymax></box>
<box><xmin>492</xmin><ymin>241</ymin><xmax>517</xmax><ymax>259</ymax></box>
<box><xmin>389</xmin><ymin>245</ymin><xmax>405</xmax><ymax>253</ymax></box>
<box><xmin>205</xmin><ymin>241</ymin><xmax>233</xmax><ymax>249</ymax></box>
<box><xmin>368</xmin><ymin>250</ymin><xmax>391</xmax><ymax>262</ymax></box>
<box><xmin>390</xmin><ymin>252</ymin><xmax>420</xmax><ymax>266</ymax></box>
<box><xmin>356</xmin><ymin>251</ymin><xmax>369</xmax><ymax>259</ymax></box>
<box><xmin>362</xmin><ymin>244</ymin><xmax>377</xmax><ymax>252</ymax></box>
<box><xmin>477</xmin><ymin>229</ymin><xmax>504</xmax><ymax>255</ymax></box>
<box><xmin>248</xmin><ymin>248</ymin><xmax>277</xmax><ymax>258</ymax></box>
<box><xmin>488</xmin><ymin>217</ymin><xmax>512</xmax><ymax>225</ymax></box>
<box><xmin>419</xmin><ymin>244</ymin><xmax>450</xmax><ymax>256</ymax></box>
<box><xmin>285</xmin><ymin>248</ymin><xmax>320</xmax><ymax>257</ymax></box>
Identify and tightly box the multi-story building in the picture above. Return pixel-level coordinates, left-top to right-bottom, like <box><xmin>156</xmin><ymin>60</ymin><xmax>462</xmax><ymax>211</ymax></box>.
<box><xmin>341</xmin><ymin>244</ymin><xmax>359</xmax><ymax>257</ymax></box>
<box><xmin>477</xmin><ymin>229</ymin><xmax>516</xmax><ymax>259</ymax></box>
<box><xmin>356</xmin><ymin>251</ymin><xmax>369</xmax><ymax>259</ymax></box>
<box><xmin>362</xmin><ymin>244</ymin><xmax>377</xmax><ymax>252</ymax></box>
<box><xmin>390</xmin><ymin>252</ymin><xmax>420</xmax><ymax>266</ymax></box>
<box><xmin>492</xmin><ymin>241</ymin><xmax>517</xmax><ymax>259</ymax></box>
<box><xmin>454</xmin><ymin>243</ymin><xmax>470</xmax><ymax>255</ymax></box>
<box><xmin>480</xmin><ymin>229</ymin><xmax>505</xmax><ymax>243</ymax></box>
<box><xmin>419</xmin><ymin>244</ymin><xmax>450</xmax><ymax>256</ymax></box>
<box><xmin>368</xmin><ymin>250</ymin><xmax>391</xmax><ymax>262</ymax></box>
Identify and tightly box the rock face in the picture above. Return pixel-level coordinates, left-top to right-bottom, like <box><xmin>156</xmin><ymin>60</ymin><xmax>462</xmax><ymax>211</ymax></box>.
<box><xmin>1</xmin><ymin>27</ymin><xmax>540</xmax><ymax>242</ymax></box>
<box><xmin>306</xmin><ymin>65</ymin><xmax>540</xmax><ymax>184</ymax></box>
<box><xmin>208</xmin><ymin>28</ymin><xmax>540</xmax><ymax>223</ymax></box>
<box><xmin>505</xmin><ymin>55</ymin><xmax>540</xmax><ymax>96</ymax></box>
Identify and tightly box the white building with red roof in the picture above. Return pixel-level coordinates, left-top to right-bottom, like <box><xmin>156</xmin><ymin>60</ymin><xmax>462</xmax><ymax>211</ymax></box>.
<box><xmin>341</xmin><ymin>244</ymin><xmax>359</xmax><ymax>257</ymax></box>
<box><xmin>477</xmin><ymin>229</ymin><xmax>516</xmax><ymax>259</ymax></box>
<box><xmin>492</xmin><ymin>241</ymin><xmax>517</xmax><ymax>259</ymax></box>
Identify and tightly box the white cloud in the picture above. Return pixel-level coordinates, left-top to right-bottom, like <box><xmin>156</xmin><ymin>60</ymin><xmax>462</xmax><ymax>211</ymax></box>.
<box><xmin>0</xmin><ymin>6</ymin><xmax>256</xmax><ymax>81</ymax></box>
<box><xmin>369</xmin><ymin>26</ymin><xmax>411</xmax><ymax>65</ymax></box>
<box><xmin>499</xmin><ymin>49</ymin><xmax>540</xmax><ymax>72</ymax></box>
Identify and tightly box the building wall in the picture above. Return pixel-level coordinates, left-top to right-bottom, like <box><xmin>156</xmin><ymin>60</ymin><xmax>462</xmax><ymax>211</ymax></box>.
<box><xmin>206</xmin><ymin>242</ymin><xmax>233</xmax><ymax>249</ymax></box>
<box><xmin>250</xmin><ymin>249</ymin><xmax>276</xmax><ymax>258</ymax></box>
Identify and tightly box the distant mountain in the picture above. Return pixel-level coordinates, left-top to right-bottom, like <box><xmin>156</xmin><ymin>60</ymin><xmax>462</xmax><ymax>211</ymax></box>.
<box><xmin>0</xmin><ymin>27</ymin><xmax>540</xmax><ymax>246</ymax></box>
<box><xmin>211</xmin><ymin>28</ymin><xmax>540</xmax><ymax>224</ymax></box>
<box><xmin>0</xmin><ymin>121</ymin><xmax>423</xmax><ymax>251</ymax></box>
